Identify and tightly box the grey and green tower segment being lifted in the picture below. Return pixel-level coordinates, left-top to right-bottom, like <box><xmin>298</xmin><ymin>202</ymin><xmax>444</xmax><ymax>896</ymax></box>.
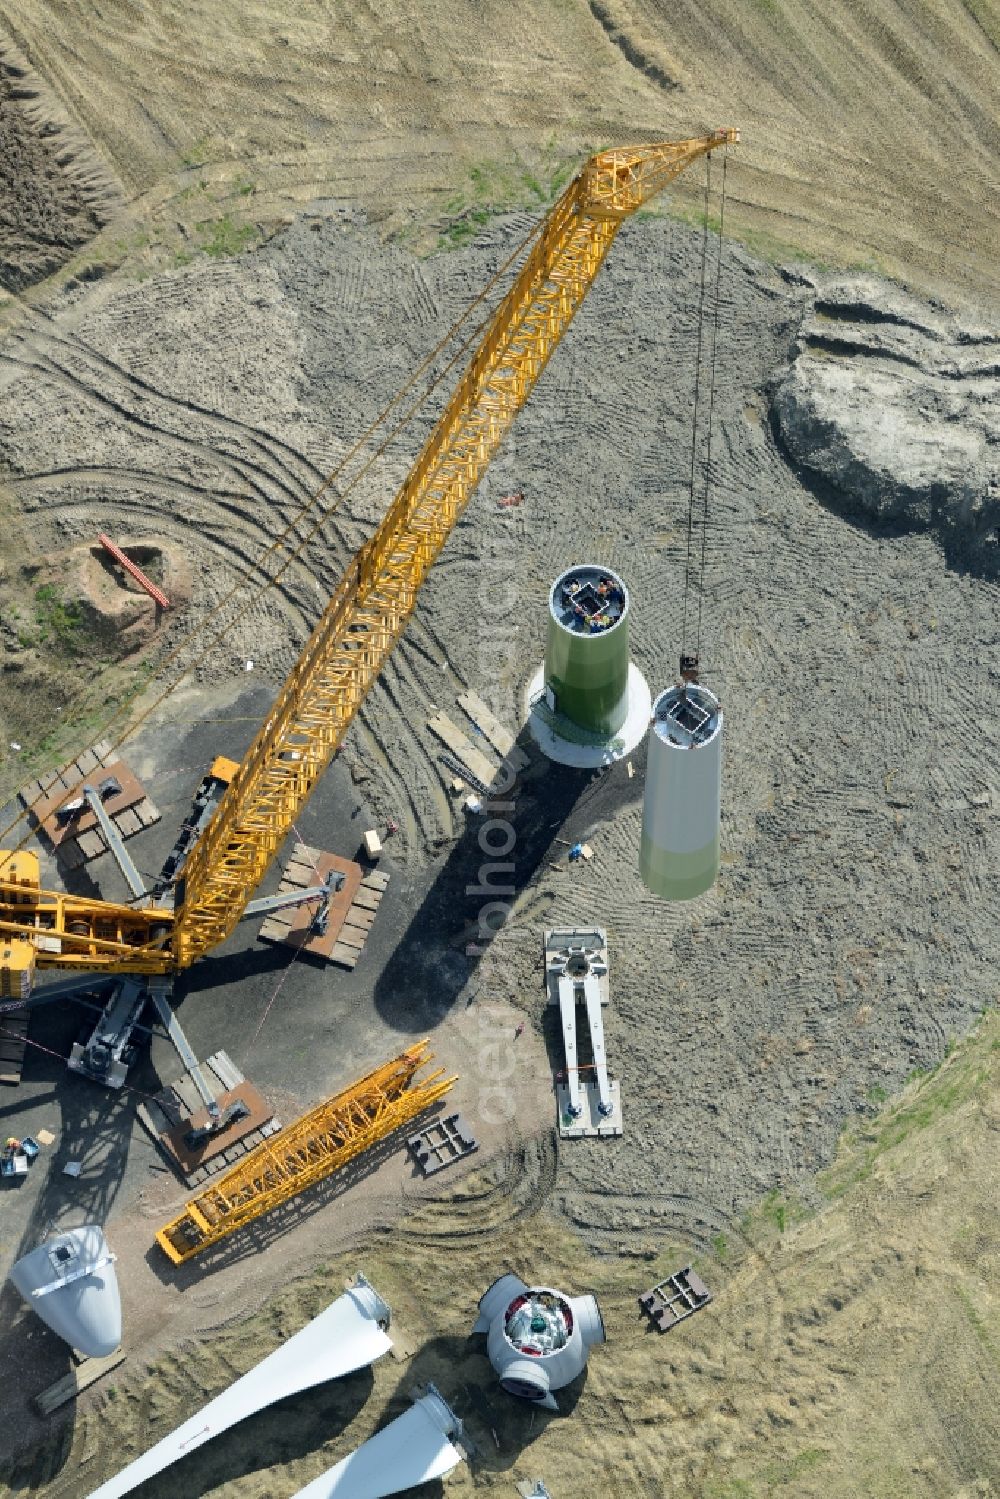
<box><xmin>545</xmin><ymin>565</ymin><xmax>630</xmax><ymax>737</ymax></box>
<box><xmin>640</xmin><ymin>682</ymin><xmax>723</xmax><ymax>901</ymax></box>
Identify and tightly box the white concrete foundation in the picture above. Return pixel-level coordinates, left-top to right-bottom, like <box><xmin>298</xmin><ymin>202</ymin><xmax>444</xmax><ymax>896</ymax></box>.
<box><xmin>525</xmin><ymin>661</ymin><xmax>651</xmax><ymax>768</ymax></box>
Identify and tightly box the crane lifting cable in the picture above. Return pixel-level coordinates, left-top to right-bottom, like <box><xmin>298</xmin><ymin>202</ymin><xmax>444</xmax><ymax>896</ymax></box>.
<box><xmin>679</xmin><ymin>139</ymin><xmax>730</xmax><ymax>681</ymax></box>
<box><xmin>696</xmin><ymin>147</ymin><xmax>729</xmax><ymax>666</ymax></box>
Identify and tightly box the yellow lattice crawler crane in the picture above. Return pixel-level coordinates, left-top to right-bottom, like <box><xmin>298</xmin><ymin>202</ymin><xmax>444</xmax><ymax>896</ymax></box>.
<box><xmin>0</xmin><ymin>130</ymin><xmax>737</xmax><ymax>986</ymax></box>
<box><xmin>157</xmin><ymin>1041</ymin><xmax>454</xmax><ymax>1264</ymax></box>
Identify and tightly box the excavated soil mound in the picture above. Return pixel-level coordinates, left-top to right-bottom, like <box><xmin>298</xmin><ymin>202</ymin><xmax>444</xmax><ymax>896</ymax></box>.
<box><xmin>0</xmin><ymin>36</ymin><xmax>119</xmax><ymax>293</ymax></box>
<box><xmin>73</xmin><ymin>536</ymin><xmax>190</xmax><ymax>656</ymax></box>
<box><xmin>772</xmin><ymin>278</ymin><xmax>1000</xmax><ymax>556</ymax></box>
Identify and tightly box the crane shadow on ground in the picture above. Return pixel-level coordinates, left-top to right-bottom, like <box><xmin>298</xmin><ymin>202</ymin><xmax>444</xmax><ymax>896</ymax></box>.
<box><xmin>0</xmin><ymin>999</ymin><xmax>140</xmax><ymax>1483</ymax></box>
<box><xmin>3</xmin><ymin>1001</ymin><xmax>137</xmax><ymax>1264</ymax></box>
<box><xmin>373</xmin><ymin>731</ymin><xmax>645</xmax><ymax>1035</ymax></box>
<box><xmin>176</xmin><ymin>933</ymin><xmax>314</xmax><ymax>1003</ymax></box>
<box><xmin>385</xmin><ymin>1330</ymin><xmax>583</xmax><ymax>1481</ymax></box>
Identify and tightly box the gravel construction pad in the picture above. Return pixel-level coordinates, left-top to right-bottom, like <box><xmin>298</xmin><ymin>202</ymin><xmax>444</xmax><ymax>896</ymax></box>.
<box><xmin>0</xmin><ymin>212</ymin><xmax>997</xmax><ymax>1256</ymax></box>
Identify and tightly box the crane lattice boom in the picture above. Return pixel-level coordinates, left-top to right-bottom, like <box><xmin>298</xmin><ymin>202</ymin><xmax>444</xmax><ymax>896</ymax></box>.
<box><xmin>0</xmin><ymin>131</ymin><xmax>737</xmax><ymax>975</ymax></box>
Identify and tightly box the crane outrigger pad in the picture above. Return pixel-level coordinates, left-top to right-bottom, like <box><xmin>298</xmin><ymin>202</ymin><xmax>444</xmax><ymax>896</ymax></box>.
<box><xmin>258</xmin><ymin>846</ymin><xmax>388</xmax><ymax>967</ymax></box>
<box><xmin>137</xmin><ymin>1051</ymin><xmax>279</xmax><ymax>1186</ymax></box>
<box><xmin>19</xmin><ymin>745</ymin><xmax>160</xmax><ymax>868</ymax></box>
<box><xmin>0</xmin><ymin>1000</ymin><xmax>29</xmax><ymax>1085</ymax></box>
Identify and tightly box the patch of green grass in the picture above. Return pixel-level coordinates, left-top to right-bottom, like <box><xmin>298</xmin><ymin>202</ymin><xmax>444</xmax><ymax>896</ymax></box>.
<box><xmin>110</xmin><ymin>228</ymin><xmax>150</xmax><ymax>257</ymax></box>
<box><xmin>233</xmin><ymin>174</ymin><xmax>257</xmax><ymax>197</ymax></box>
<box><xmin>868</xmin><ymin>1083</ymin><xmax>888</xmax><ymax>1104</ymax></box>
<box><xmin>751</xmin><ymin>1189</ymin><xmax>810</xmax><ymax>1238</ymax></box>
<box><xmin>33</xmin><ymin>584</ymin><xmax>84</xmax><ymax>653</ymax></box>
<box><xmin>763</xmin><ymin>1191</ymin><xmax>788</xmax><ymax>1233</ymax></box>
<box><xmin>549</xmin><ymin>160</ymin><xmax>575</xmax><ymax>197</ymax></box>
<box><xmin>955</xmin><ymin>1286</ymin><xmax>1000</xmax><ymax>1367</ymax></box>
<box><xmin>662</xmin><ymin>197</ymin><xmax>854</xmax><ymax>276</ymax></box>
<box><xmin>438</xmin><ymin>207</ymin><xmax>491</xmax><ymax>250</ymax></box>
<box><xmin>739</xmin><ymin>1188</ymin><xmax>810</xmax><ymax>1245</ymax></box>
<box><xmin>431</xmin><ymin>147</ymin><xmax>586</xmax><ymax>252</ymax></box>
<box><xmin>712</xmin><ymin>1231</ymin><xmax>729</xmax><ymax>1262</ymax></box>
<box><xmin>195</xmin><ymin>214</ymin><xmax>258</xmax><ymax>258</ymax></box>
<box><xmin>15</xmin><ymin>656</ymin><xmax>158</xmax><ymax>778</ymax></box>
<box><xmin>667</xmin><ymin>201</ymin><xmax>724</xmax><ymax>238</ymax></box>
<box><xmin>760</xmin><ymin>1447</ymin><xmax>828</xmax><ymax>1484</ymax></box>
<box><xmin>821</xmin><ymin>1013</ymin><xmax>998</xmax><ymax>1199</ymax></box>
<box><xmin>180</xmin><ymin>137</ymin><xmax>210</xmax><ymax>168</ymax></box>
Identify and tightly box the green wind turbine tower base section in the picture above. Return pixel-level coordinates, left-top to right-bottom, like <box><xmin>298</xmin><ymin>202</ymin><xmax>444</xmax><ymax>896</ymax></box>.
<box><xmin>526</xmin><ymin>565</ymin><xmax>651</xmax><ymax>769</ymax></box>
<box><xmin>545</xmin><ymin>565</ymin><xmax>631</xmax><ymax>735</ymax></box>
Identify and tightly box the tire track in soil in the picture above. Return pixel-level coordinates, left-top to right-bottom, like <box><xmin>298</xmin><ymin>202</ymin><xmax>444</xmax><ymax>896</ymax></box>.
<box><xmin>350</xmin><ymin>698</ymin><xmax>443</xmax><ymax>868</ymax></box>
<box><xmin>22</xmin><ymin>308</ymin><xmax>328</xmax><ymax>495</ymax></box>
<box><xmin>1</xmin><ymin>299</ymin><xmax>356</xmax><ymax>675</ymax></box>
<box><xmin>9</xmin><ymin>345</ymin><xmax>310</xmax><ymax>522</ymax></box>
<box><xmin>5</xmin><ymin>283</ymin><xmax>326</xmax><ymax>491</ymax></box>
<box><xmin>356</xmin><ymin>641</ymin><xmax>454</xmax><ymax>853</ymax></box>
<box><xmin>2</xmin><ymin>212</ymin><xmax>997</xmax><ymax>1258</ymax></box>
<box><xmin>394</xmin><ymin>1133</ymin><xmax>559</xmax><ymax>1248</ymax></box>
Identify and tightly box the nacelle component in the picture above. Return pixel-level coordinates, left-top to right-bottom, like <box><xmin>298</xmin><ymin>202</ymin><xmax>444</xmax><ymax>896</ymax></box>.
<box><xmin>474</xmin><ymin>1273</ymin><xmax>606</xmax><ymax>1411</ymax></box>
<box><xmin>9</xmin><ymin>1225</ymin><xmax>121</xmax><ymax>1358</ymax></box>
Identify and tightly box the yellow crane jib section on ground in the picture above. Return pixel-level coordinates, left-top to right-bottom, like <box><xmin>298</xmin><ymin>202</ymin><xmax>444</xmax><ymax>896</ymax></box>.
<box><xmin>170</xmin><ymin>129</ymin><xmax>738</xmax><ymax>967</ymax></box>
<box><xmin>156</xmin><ymin>1041</ymin><xmax>456</xmax><ymax>1265</ymax></box>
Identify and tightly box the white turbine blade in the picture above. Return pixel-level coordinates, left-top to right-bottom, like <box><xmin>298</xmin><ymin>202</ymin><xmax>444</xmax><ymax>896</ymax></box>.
<box><xmin>86</xmin><ymin>1280</ymin><xmax>392</xmax><ymax>1499</ymax></box>
<box><xmin>291</xmin><ymin>1387</ymin><xmax>466</xmax><ymax>1499</ymax></box>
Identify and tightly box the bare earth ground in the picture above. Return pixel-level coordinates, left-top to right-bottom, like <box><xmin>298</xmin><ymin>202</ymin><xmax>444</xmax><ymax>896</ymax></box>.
<box><xmin>0</xmin><ymin>205</ymin><xmax>996</xmax><ymax>1499</ymax></box>
<box><xmin>4</xmin><ymin>1015</ymin><xmax>998</xmax><ymax>1498</ymax></box>
<box><xmin>0</xmin><ymin>36</ymin><xmax>117</xmax><ymax>293</ymax></box>
<box><xmin>0</xmin><ymin>0</ymin><xmax>998</xmax><ymax>305</ymax></box>
<box><xmin>0</xmin><ymin>2</ymin><xmax>997</xmax><ymax>1496</ymax></box>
